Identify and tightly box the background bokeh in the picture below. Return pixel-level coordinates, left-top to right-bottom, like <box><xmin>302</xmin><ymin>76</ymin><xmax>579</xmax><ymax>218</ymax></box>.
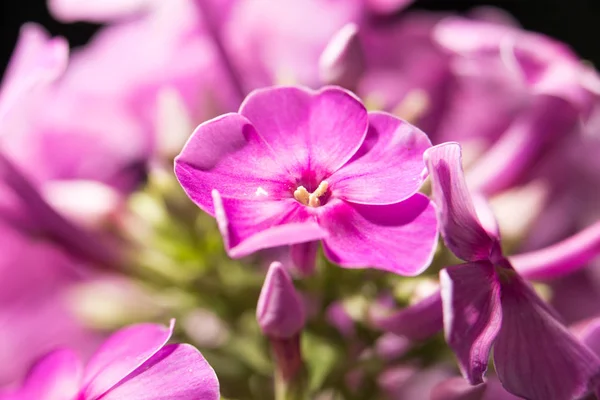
<box><xmin>2</xmin><ymin>0</ymin><xmax>600</xmax><ymax>75</ymax></box>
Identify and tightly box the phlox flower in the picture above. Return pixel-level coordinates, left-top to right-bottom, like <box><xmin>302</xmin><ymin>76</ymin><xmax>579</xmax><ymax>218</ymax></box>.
<box><xmin>0</xmin><ymin>321</ymin><xmax>219</xmax><ymax>400</ymax></box>
<box><xmin>425</xmin><ymin>142</ymin><xmax>600</xmax><ymax>400</ymax></box>
<box><xmin>175</xmin><ymin>86</ymin><xmax>438</xmax><ymax>275</ymax></box>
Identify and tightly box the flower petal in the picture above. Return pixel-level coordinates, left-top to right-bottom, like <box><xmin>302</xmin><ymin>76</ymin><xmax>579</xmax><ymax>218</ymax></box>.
<box><xmin>494</xmin><ymin>275</ymin><xmax>600</xmax><ymax>400</ymax></box>
<box><xmin>239</xmin><ymin>86</ymin><xmax>368</xmax><ymax>178</ymax></box>
<box><xmin>19</xmin><ymin>349</ymin><xmax>82</xmax><ymax>400</ymax></box>
<box><xmin>81</xmin><ymin>321</ymin><xmax>174</xmax><ymax>399</ymax></box>
<box><xmin>48</xmin><ymin>0</ymin><xmax>153</xmax><ymax>22</ymax></box>
<box><xmin>372</xmin><ymin>291</ymin><xmax>443</xmax><ymax>341</ymax></box>
<box><xmin>213</xmin><ymin>190</ymin><xmax>328</xmax><ymax>258</ymax></box>
<box><xmin>424</xmin><ymin>143</ymin><xmax>498</xmax><ymax>262</ymax></box>
<box><xmin>431</xmin><ymin>377</ymin><xmax>487</xmax><ymax>400</ymax></box>
<box><xmin>175</xmin><ymin>113</ymin><xmax>291</xmax><ymax>215</ymax></box>
<box><xmin>319</xmin><ymin>194</ymin><xmax>438</xmax><ymax>276</ymax></box>
<box><xmin>0</xmin><ymin>24</ymin><xmax>67</xmax><ymax>123</ymax></box>
<box><xmin>328</xmin><ymin>112</ymin><xmax>431</xmax><ymax>205</ymax></box>
<box><xmin>440</xmin><ymin>262</ymin><xmax>502</xmax><ymax>384</ymax></box>
<box><xmin>100</xmin><ymin>344</ymin><xmax>219</xmax><ymax>400</ymax></box>
<box><xmin>511</xmin><ymin>221</ymin><xmax>600</xmax><ymax>280</ymax></box>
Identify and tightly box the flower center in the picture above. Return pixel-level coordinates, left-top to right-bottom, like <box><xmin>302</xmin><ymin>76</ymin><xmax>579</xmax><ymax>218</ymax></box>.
<box><xmin>293</xmin><ymin>181</ymin><xmax>329</xmax><ymax>207</ymax></box>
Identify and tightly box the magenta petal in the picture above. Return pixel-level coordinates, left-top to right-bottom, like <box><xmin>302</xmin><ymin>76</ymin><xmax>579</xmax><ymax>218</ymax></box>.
<box><xmin>175</xmin><ymin>113</ymin><xmax>291</xmax><ymax>215</ymax></box>
<box><xmin>319</xmin><ymin>24</ymin><xmax>365</xmax><ymax>89</ymax></box>
<box><xmin>328</xmin><ymin>112</ymin><xmax>431</xmax><ymax>205</ymax></box>
<box><xmin>373</xmin><ymin>291</ymin><xmax>443</xmax><ymax>341</ymax></box>
<box><xmin>290</xmin><ymin>241</ymin><xmax>319</xmax><ymax>276</ymax></box>
<box><xmin>48</xmin><ymin>0</ymin><xmax>152</xmax><ymax>22</ymax></box>
<box><xmin>212</xmin><ymin>190</ymin><xmax>328</xmax><ymax>258</ymax></box>
<box><xmin>494</xmin><ymin>276</ymin><xmax>600</xmax><ymax>400</ymax></box>
<box><xmin>576</xmin><ymin>318</ymin><xmax>600</xmax><ymax>358</ymax></box>
<box><xmin>424</xmin><ymin>143</ymin><xmax>497</xmax><ymax>262</ymax></box>
<box><xmin>239</xmin><ymin>86</ymin><xmax>368</xmax><ymax>178</ymax></box>
<box><xmin>19</xmin><ymin>349</ymin><xmax>82</xmax><ymax>400</ymax></box>
<box><xmin>100</xmin><ymin>344</ymin><xmax>219</xmax><ymax>400</ymax></box>
<box><xmin>0</xmin><ymin>24</ymin><xmax>67</xmax><ymax>121</ymax></box>
<box><xmin>320</xmin><ymin>194</ymin><xmax>438</xmax><ymax>276</ymax></box>
<box><xmin>440</xmin><ymin>262</ymin><xmax>502</xmax><ymax>384</ymax></box>
<box><xmin>431</xmin><ymin>377</ymin><xmax>487</xmax><ymax>400</ymax></box>
<box><xmin>81</xmin><ymin>321</ymin><xmax>174</xmax><ymax>399</ymax></box>
<box><xmin>511</xmin><ymin>221</ymin><xmax>600</xmax><ymax>280</ymax></box>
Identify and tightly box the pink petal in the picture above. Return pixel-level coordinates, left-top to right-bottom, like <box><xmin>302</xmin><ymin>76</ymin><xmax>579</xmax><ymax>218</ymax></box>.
<box><xmin>101</xmin><ymin>344</ymin><xmax>219</xmax><ymax>400</ymax></box>
<box><xmin>364</xmin><ymin>0</ymin><xmax>413</xmax><ymax>14</ymax></box>
<box><xmin>431</xmin><ymin>377</ymin><xmax>487</xmax><ymax>400</ymax></box>
<box><xmin>494</xmin><ymin>276</ymin><xmax>600</xmax><ymax>400</ymax></box>
<box><xmin>328</xmin><ymin>112</ymin><xmax>431</xmax><ymax>205</ymax></box>
<box><xmin>175</xmin><ymin>113</ymin><xmax>292</xmax><ymax>215</ymax></box>
<box><xmin>0</xmin><ymin>24</ymin><xmax>67</xmax><ymax>123</ymax></box>
<box><xmin>289</xmin><ymin>241</ymin><xmax>319</xmax><ymax>276</ymax></box>
<box><xmin>256</xmin><ymin>262</ymin><xmax>306</xmax><ymax>338</ymax></box>
<box><xmin>319</xmin><ymin>23</ymin><xmax>365</xmax><ymax>89</ymax></box>
<box><xmin>319</xmin><ymin>194</ymin><xmax>438</xmax><ymax>276</ymax></box>
<box><xmin>466</xmin><ymin>95</ymin><xmax>580</xmax><ymax>196</ymax></box>
<box><xmin>440</xmin><ymin>262</ymin><xmax>502</xmax><ymax>384</ymax></box>
<box><xmin>212</xmin><ymin>190</ymin><xmax>328</xmax><ymax>258</ymax></box>
<box><xmin>575</xmin><ymin>318</ymin><xmax>600</xmax><ymax>358</ymax></box>
<box><xmin>372</xmin><ymin>291</ymin><xmax>443</xmax><ymax>341</ymax></box>
<box><xmin>511</xmin><ymin>221</ymin><xmax>600</xmax><ymax>280</ymax></box>
<box><xmin>48</xmin><ymin>0</ymin><xmax>154</xmax><ymax>22</ymax></box>
<box><xmin>81</xmin><ymin>321</ymin><xmax>174</xmax><ymax>399</ymax></box>
<box><xmin>19</xmin><ymin>349</ymin><xmax>82</xmax><ymax>400</ymax></box>
<box><xmin>424</xmin><ymin>143</ymin><xmax>498</xmax><ymax>262</ymax></box>
<box><xmin>239</xmin><ymin>86</ymin><xmax>368</xmax><ymax>178</ymax></box>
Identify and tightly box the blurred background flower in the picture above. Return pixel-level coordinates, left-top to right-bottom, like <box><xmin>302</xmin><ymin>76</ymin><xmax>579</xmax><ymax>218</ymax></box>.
<box><xmin>0</xmin><ymin>1</ymin><xmax>599</xmax><ymax>399</ymax></box>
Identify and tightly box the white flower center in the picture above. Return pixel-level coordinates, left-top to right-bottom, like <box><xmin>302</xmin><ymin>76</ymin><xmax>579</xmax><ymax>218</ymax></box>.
<box><xmin>293</xmin><ymin>181</ymin><xmax>329</xmax><ymax>207</ymax></box>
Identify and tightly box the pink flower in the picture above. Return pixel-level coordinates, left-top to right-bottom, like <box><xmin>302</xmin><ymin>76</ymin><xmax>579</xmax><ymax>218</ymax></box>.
<box><xmin>425</xmin><ymin>142</ymin><xmax>600</xmax><ymax>400</ymax></box>
<box><xmin>175</xmin><ymin>86</ymin><xmax>438</xmax><ymax>275</ymax></box>
<box><xmin>0</xmin><ymin>321</ymin><xmax>219</xmax><ymax>400</ymax></box>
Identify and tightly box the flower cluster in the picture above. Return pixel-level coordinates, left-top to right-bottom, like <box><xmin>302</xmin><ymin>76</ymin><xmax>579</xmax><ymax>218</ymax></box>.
<box><xmin>1</xmin><ymin>1</ymin><xmax>600</xmax><ymax>400</ymax></box>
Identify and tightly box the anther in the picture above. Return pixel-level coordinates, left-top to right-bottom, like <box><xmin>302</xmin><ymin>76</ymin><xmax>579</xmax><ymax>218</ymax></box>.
<box><xmin>294</xmin><ymin>181</ymin><xmax>329</xmax><ymax>207</ymax></box>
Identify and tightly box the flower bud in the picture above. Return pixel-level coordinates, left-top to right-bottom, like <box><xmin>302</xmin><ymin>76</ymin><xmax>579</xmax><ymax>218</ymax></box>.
<box><xmin>257</xmin><ymin>262</ymin><xmax>306</xmax><ymax>339</ymax></box>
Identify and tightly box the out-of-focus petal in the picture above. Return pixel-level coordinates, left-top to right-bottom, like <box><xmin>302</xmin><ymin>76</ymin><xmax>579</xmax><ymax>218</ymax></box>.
<box><xmin>574</xmin><ymin>318</ymin><xmax>600</xmax><ymax>358</ymax></box>
<box><xmin>440</xmin><ymin>262</ymin><xmax>502</xmax><ymax>384</ymax></box>
<box><xmin>320</xmin><ymin>194</ymin><xmax>438</xmax><ymax>276</ymax></box>
<box><xmin>289</xmin><ymin>241</ymin><xmax>319</xmax><ymax>276</ymax></box>
<box><xmin>0</xmin><ymin>24</ymin><xmax>67</xmax><ymax>123</ymax></box>
<box><xmin>80</xmin><ymin>321</ymin><xmax>174</xmax><ymax>399</ymax></box>
<box><xmin>431</xmin><ymin>377</ymin><xmax>487</xmax><ymax>400</ymax></box>
<box><xmin>494</xmin><ymin>275</ymin><xmax>600</xmax><ymax>400</ymax></box>
<box><xmin>239</xmin><ymin>86</ymin><xmax>368</xmax><ymax>178</ymax></box>
<box><xmin>175</xmin><ymin>113</ymin><xmax>292</xmax><ymax>215</ymax></box>
<box><xmin>48</xmin><ymin>0</ymin><xmax>154</xmax><ymax>22</ymax></box>
<box><xmin>212</xmin><ymin>190</ymin><xmax>327</xmax><ymax>258</ymax></box>
<box><xmin>328</xmin><ymin>112</ymin><xmax>431</xmax><ymax>205</ymax></box>
<box><xmin>424</xmin><ymin>143</ymin><xmax>497</xmax><ymax>262</ymax></box>
<box><xmin>364</xmin><ymin>0</ymin><xmax>413</xmax><ymax>14</ymax></box>
<box><xmin>18</xmin><ymin>349</ymin><xmax>82</xmax><ymax>400</ymax></box>
<box><xmin>100</xmin><ymin>344</ymin><xmax>219</xmax><ymax>400</ymax></box>
<box><xmin>257</xmin><ymin>262</ymin><xmax>306</xmax><ymax>338</ymax></box>
<box><xmin>466</xmin><ymin>95</ymin><xmax>580</xmax><ymax>195</ymax></box>
<box><xmin>319</xmin><ymin>23</ymin><xmax>365</xmax><ymax>89</ymax></box>
<box><xmin>372</xmin><ymin>291</ymin><xmax>443</xmax><ymax>341</ymax></box>
<box><xmin>511</xmin><ymin>221</ymin><xmax>600</xmax><ymax>280</ymax></box>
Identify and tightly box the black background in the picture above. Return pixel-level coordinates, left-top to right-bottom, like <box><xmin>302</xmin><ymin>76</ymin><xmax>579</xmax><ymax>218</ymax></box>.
<box><xmin>1</xmin><ymin>0</ymin><xmax>599</xmax><ymax>76</ymax></box>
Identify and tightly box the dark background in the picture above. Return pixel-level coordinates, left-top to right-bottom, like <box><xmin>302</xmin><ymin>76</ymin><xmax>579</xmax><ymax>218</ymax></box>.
<box><xmin>1</xmin><ymin>0</ymin><xmax>599</xmax><ymax>76</ymax></box>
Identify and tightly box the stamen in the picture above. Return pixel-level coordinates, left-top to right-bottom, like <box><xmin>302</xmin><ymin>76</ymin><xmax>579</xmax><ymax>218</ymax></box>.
<box><xmin>294</xmin><ymin>181</ymin><xmax>329</xmax><ymax>207</ymax></box>
<box><xmin>293</xmin><ymin>186</ymin><xmax>310</xmax><ymax>205</ymax></box>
